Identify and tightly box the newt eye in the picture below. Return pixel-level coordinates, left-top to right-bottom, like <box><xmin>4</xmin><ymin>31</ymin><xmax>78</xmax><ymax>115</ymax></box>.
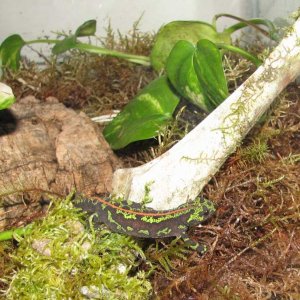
<box><xmin>202</xmin><ymin>206</ymin><xmax>212</xmax><ymax>217</ymax></box>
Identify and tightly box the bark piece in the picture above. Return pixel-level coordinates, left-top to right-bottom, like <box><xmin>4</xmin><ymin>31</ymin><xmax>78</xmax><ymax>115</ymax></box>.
<box><xmin>0</xmin><ymin>96</ymin><xmax>121</xmax><ymax>229</ymax></box>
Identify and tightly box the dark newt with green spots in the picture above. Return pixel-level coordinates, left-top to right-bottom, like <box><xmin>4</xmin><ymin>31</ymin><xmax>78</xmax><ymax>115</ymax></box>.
<box><xmin>75</xmin><ymin>196</ymin><xmax>215</xmax><ymax>253</ymax></box>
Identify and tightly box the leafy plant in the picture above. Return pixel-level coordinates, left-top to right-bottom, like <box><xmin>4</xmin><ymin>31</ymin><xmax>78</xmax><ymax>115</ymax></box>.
<box><xmin>166</xmin><ymin>39</ymin><xmax>229</xmax><ymax>111</ymax></box>
<box><xmin>0</xmin><ymin>20</ymin><xmax>150</xmax><ymax>72</ymax></box>
<box><xmin>52</xmin><ymin>19</ymin><xmax>97</xmax><ymax>54</ymax></box>
<box><xmin>151</xmin><ymin>14</ymin><xmax>278</xmax><ymax>71</ymax></box>
<box><xmin>0</xmin><ymin>35</ymin><xmax>25</xmax><ymax>71</ymax></box>
<box><xmin>104</xmin><ymin>37</ymin><xmax>231</xmax><ymax>149</ymax></box>
<box><xmin>193</xmin><ymin>40</ymin><xmax>229</xmax><ymax>109</ymax></box>
<box><xmin>0</xmin><ymin>82</ymin><xmax>15</xmax><ymax>110</ymax></box>
<box><xmin>103</xmin><ymin>14</ymin><xmax>276</xmax><ymax>149</ymax></box>
<box><xmin>104</xmin><ymin>37</ymin><xmax>252</xmax><ymax>149</ymax></box>
<box><xmin>0</xmin><ymin>15</ymin><xmax>276</xmax><ymax>72</ymax></box>
<box><xmin>103</xmin><ymin>76</ymin><xmax>180</xmax><ymax>149</ymax></box>
<box><xmin>151</xmin><ymin>20</ymin><xmax>231</xmax><ymax>71</ymax></box>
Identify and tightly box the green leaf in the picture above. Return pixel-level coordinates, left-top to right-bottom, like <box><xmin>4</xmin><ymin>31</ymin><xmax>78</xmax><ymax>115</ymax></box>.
<box><xmin>52</xmin><ymin>35</ymin><xmax>77</xmax><ymax>55</ymax></box>
<box><xmin>166</xmin><ymin>39</ymin><xmax>230</xmax><ymax>112</ymax></box>
<box><xmin>0</xmin><ymin>34</ymin><xmax>25</xmax><ymax>70</ymax></box>
<box><xmin>193</xmin><ymin>39</ymin><xmax>229</xmax><ymax>111</ymax></box>
<box><xmin>103</xmin><ymin>76</ymin><xmax>180</xmax><ymax>149</ymax></box>
<box><xmin>166</xmin><ymin>40</ymin><xmax>206</xmax><ymax>110</ymax></box>
<box><xmin>0</xmin><ymin>82</ymin><xmax>15</xmax><ymax>110</ymax></box>
<box><xmin>150</xmin><ymin>21</ymin><xmax>231</xmax><ymax>71</ymax></box>
<box><xmin>75</xmin><ymin>19</ymin><xmax>96</xmax><ymax>37</ymax></box>
<box><xmin>52</xmin><ymin>20</ymin><xmax>97</xmax><ymax>55</ymax></box>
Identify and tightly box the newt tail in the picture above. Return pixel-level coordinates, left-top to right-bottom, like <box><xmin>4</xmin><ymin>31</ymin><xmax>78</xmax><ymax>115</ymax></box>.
<box><xmin>74</xmin><ymin>195</ymin><xmax>215</xmax><ymax>253</ymax></box>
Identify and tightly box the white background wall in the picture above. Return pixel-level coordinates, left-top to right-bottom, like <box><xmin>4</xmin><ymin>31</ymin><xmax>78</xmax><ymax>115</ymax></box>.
<box><xmin>0</xmin><ymin>0</ymin><xmax>299</xmax><ymax>59</ymax></box>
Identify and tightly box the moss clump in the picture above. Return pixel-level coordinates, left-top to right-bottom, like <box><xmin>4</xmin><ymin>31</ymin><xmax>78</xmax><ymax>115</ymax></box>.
<box><xmin>241</xmin><ymin>138</ymin><xmax>270</xmax><ymax>163</ymax></box>
<box><xmin>2</xmin><ymin>195</ymin><xmax>152</xmax><ymax>299</ymax></box>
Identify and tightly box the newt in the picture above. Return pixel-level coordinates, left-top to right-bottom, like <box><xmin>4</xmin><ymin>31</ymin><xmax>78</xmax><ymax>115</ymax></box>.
<box><xmin>74</xmin><ymin>195</ymin><xmax>215</xmax><ymax>253</ymax></box>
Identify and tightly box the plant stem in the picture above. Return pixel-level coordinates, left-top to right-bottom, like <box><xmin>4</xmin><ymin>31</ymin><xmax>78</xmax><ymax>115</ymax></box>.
<box><xmin>0</xmin><ymin>224</ymin><xmax>32</xmax><ymax>241</ymax></box>
<box><xmin>74</xmin><ymin>43</ymin><xmax>151</xmax><ymax>66</ymax></box>
<box><xmin>216</xmin><ymin>43</ymin><xmax>262</xmax><ymax>67</ymax></box>
<box><xmin>26</xmin><ymin>39</ymin><xmax>58</xmax><ymax>45</ymax></box>
<box><xmin>214</xmin><ymin>14</ymin><xmax>278</xmax><ymax>40</ymax></box>
<box><xmin>25</xmin><ymin>39</ymin><xmax>151</xmax><ymax>66</ymax></box>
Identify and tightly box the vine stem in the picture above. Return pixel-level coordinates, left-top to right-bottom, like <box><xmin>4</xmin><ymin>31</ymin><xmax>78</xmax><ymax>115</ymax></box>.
<box><xmin>25</xmin><ymin>40</ymin><xmax>151</xmax><ymax>66</ymax></box>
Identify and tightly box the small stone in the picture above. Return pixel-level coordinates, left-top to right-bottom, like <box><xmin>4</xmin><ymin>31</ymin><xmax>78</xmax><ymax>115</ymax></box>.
<box><xmin>65</xmin><ymin>220</ymin><xmax>85</xmax><ymax>235</ymax></box>
<box><xmin>80</xmin><ymin>285</ymin><xmax>101</xmax><ymax>298</ymax></box>
<box><xmin>117</xmin><ymin>264</ymin><xmax>127</xmax><ymax>274</ymax></box>
<box><xmin>32</xmin><ymin>238</ymin><xmax>52</xmax><ymax>256</ymax></box>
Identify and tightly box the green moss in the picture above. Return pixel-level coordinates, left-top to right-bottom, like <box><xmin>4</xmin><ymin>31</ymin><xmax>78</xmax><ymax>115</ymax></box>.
<box><xmin>145</xmin><ymin>238</ymin><xmax>190</xmax><ymax>273</ymax></box>
<box><xmin>2</xmin><ymin>194</ymin><xmax>152</xmax><ymax>299</ymax></box>
<box><xmin>141</xmin><ymin>181</ymin><xmax>154</xmax><ymax>208</ymax></box>
<box><xmin>241</xmin><ymin>139</ymin><xmax>270</xmax><ymax>163</ymax></box>
<box><xmin>218</xmin><ymin>285</ymin><xmax>242</xmax><ymax>300</ymax></box>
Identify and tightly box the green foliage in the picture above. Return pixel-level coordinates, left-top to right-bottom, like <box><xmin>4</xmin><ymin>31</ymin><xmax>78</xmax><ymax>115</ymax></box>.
<box><xmin>104</xmin><ymin>35</ymin><xmax>262</xmax><ymax>148</ymax></box>
<box><xmin>103</xmin><ymin>38</ymin><xmax>233</xmax><ymax>148</ymax></box>
<box><xmin>221</xmin><ymin>15</ymin><xmax>279</xmax><ymax>41</ymax></box>
<box><xmin>103</xmin><ymin>14</ymin><xmax>273</xmax><ymax>148</ymax></box>
<box><xmin>52</xmin><ymin>19</ymin><xmax>96</xmax><ymax>54</ymax></box>
<box><xmin>150</xmin><ymin>16</ymin><xmax>275</xmax><ymax>71</ymax></box>
<box><xmin>241</xmin><ymin>139</ymin><xmax>270</xmax><ymax>163</ymax></box>
<box><xmin>75</xmin><ymin>19</ymin><xmax>97</xmax><ymax>37</ymax></box>
<box><xmin>150</xmin><ymin>20</ymin><xmax>231</xmax><ymax>71</ymax></box>
<box><xmin>0</xmin><ymin>34</ymin><xmax>25</xmax><ymax>71</ymax></box>
<box><xmin>103</xmin><ymin>76</ymin><xmax>180</xmax><ymax>149</ymax></box>
<box><xmin>0</xmin><ymin>82</ymin><xmax>15</xmax><ymax>110</ymax></box>
<box><xmin>215</xmin><ymin>43</ymin><xmax>262</xmax><ymax>67</ymax></box>
<box><xmin>0</xmin><ymin>15</ymin><xmax>274</xmax><ymax>74</ymax></box>
<box><xmin>193</xmin><ymin>39</ymin><xmax>229</xmax><ymax>110</ymax></box>
<box><xmin>2</xmin><ymin>195</ymin><xmax>152</xmax><ymax>299</ymax></box>
<box><xmin>146</xmin><ymin>238</ymin><xmax>190</xmax><ymax>273</ymax></box>
<box><xmin>104</xmin><ymin>37</ymin><xmax>232</xmax><ymax>148</ymax></box>
<box><xmin>166</xmin><ymin>40</ymin><xmax>204</xmax><ymax>109</ymax></box>
<box><xmin>0</xmin><ymin>19</ymin><xmax>150</xmax><ymax>73</ymax></box>
<box><xmin>0</xmin><ymin>224</ymin><xmax>32</xmax><ymax>241</ymax></box>
<box><xmin>166</xmin><ymin>39</ymin><xmax>229</xmax><ymax>112</ymax></box>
